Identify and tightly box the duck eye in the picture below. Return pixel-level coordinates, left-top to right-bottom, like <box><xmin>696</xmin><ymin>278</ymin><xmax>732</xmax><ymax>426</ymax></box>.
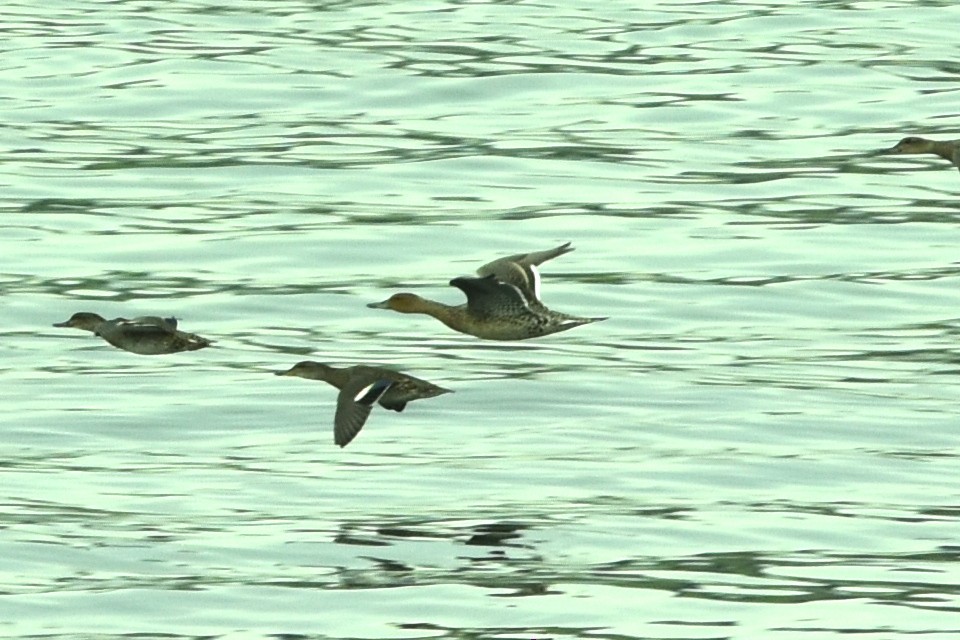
<box><xmin>902</xmin><ymin>137</ymin><xmax>922</xmax><ymax>144</ymax></box>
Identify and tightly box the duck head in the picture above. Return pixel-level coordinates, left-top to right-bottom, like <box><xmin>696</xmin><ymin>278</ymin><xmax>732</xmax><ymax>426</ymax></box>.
<box><xmin>53</xmin><ymin>312</ymin><xmax>107</xmax><ymax>333</ymax></box>
<box><xmin>367</xmin><ymin>293</ymin><xmax>428</xmax><ymax>314</ymax></box>
<box><xmin>883</xmin><ymin>136</ymin><xmax>935</xmax><ymax>155</ymax></box>
<box><xmin>275</xmin><ymin>361</ymin><xmax>333</xmax><ymax>380</ymax></box>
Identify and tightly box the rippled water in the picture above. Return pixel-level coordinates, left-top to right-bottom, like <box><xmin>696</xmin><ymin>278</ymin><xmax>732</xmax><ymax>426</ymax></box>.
<box><xmin>3</xmin><ymin>0</ymin><xmax>960</xmax><ymax>638</ymax></box>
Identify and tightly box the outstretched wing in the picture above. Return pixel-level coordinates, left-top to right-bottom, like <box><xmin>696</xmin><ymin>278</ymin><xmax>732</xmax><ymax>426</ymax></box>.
<box><xmin>476</xmin><ymin>242</ymin><xmax>573</xmax><ymax>302</ymax></box>
<box><xmin>334</xmin><ymin>378</ymin><xmax>393</xmax><ymax>447</ymax></box>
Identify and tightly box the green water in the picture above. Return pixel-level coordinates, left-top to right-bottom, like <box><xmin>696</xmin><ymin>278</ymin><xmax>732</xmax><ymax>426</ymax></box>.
<box><xmin>3</xmin><ymin>1</ymin><xmax>960</xmax><ymax>638</ymax></box>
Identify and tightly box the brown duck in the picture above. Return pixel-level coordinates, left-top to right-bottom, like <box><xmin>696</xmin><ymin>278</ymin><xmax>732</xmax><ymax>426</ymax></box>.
<box><xmin>367</xmin><ymin>242</ymin><xmax>605</xmax><ymax>340</ymax></box>
<box><xmin>54</xmin><ymin>312</ymin><xmax>211</xmax><ymax>355</ymax></box>
<box><xmin>276</xmin><ymin>361</ymin><xmax>452</xmax><ymax>447</ymax></box>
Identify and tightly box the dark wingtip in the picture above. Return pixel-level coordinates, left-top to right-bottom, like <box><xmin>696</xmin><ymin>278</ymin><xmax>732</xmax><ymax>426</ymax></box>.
<box><xmin>450</xmin><ymin>274</ymin><xmax>497</xmax><ymax>288</ymax></box>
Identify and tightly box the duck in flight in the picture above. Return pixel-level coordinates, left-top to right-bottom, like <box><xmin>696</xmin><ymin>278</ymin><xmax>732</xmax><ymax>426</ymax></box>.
<box><xmin>53</xmin><ymin>312</ymin><xmax>211</xmax><ymax>355</ymax></box>
<box><xmin>367</xmin><ymin>243</ymin><xmax>606</xmax><ymax>341</ymax></box>
<box><xmin>276</xmin><ymin>361</ymin><xmax>452</xmax><ymax>447</ymax></box>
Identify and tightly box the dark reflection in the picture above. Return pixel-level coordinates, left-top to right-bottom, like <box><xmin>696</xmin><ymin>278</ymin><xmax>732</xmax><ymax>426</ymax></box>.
<box><xmin>333</xmin><ymin>519</ymin><xmax>529</xmax><ymax>548</ymax></box>
<box><xmin>20</xmin><ymin>198</ymin><xmax>101</xmax><ymax>213</ymax></box>
<box><xmin>398</xmin><ymin>622</ymin><xmax>597</xmax><ymax>639</ymax></box>
<box><xmin>465</xmin><ymin>522</ymin><xmax>527</xmax><ymax>546</ymax></box>
<box><xmin>316</xmin><ymin>505</ymin><xmax>960</xmax><ymax>618</ymax></box>
<box><xmin>377</xmin><ymin>525</ymin><xmax>446</xmax><ymax>539</ymax></box>
<box><xmin>333</xmin><ymin>532</ymin><xmax>390</xmax><ymax>547</ymax></box>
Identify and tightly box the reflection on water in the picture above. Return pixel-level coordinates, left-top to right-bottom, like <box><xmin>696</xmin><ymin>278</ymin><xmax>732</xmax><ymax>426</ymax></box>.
<box><xmin>3</xmin><ymin>0</ymin><xmax>960</xmax><ymax>637</ymax></box>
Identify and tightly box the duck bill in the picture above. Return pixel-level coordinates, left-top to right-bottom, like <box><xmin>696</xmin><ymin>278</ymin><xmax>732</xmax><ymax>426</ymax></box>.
<box><xmin>878</xmin><ymin>142</ymin><xmax>910</xmax><ymax>155</ymax></box>
<box><xmin>52</xmin><ymin>320</ymin><xmax>71</xmax><ymax>327</ymax></box>
<box><xmin>367</xmin><ymin>299</ymin><xmax>390</xmax><ymax>309</ymax></box>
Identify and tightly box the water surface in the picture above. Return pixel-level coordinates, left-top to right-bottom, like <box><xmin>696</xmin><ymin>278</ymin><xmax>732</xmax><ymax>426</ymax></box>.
<box><xmin>3</xmin><ymin>1</ymin><xmax>960</xmax><ymax>638</ymax></box>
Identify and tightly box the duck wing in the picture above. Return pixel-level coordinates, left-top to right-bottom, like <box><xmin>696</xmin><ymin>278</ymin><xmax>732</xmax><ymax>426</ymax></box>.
<box><xmin>334</xmin><ymin>378</ymin><xmax>392</xmax><ymax>447</ymax></box>
<box><xmin>106</xmin><ymin>318</ymin><xmax>177</xmax><ymax>341</ymax></box>
<box><xmin>450</xmin><ymin>275</ymin><xmax>533</xmax><ymax>319</ymax></box>
<box><xmin>98</xmin><ymin>317</ymin><xmax>209</xmax><ymax>354</ymax></box>
<box><xmin>476</xmin><ymin>242</ymin><xmax>573</xmax><ymax>303</ymax></box>
<box><xmin>477</xmin><ymin>260</ymin><xmax>541</xmax><ymax>303</ymax></box>
<box><xmin>127</xmin><ymin>316</ymin><xmax>179</xmax><ymax>331</ymax></box>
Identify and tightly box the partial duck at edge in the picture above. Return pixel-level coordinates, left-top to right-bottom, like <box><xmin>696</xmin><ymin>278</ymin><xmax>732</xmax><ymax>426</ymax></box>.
<box><xmin>883</xmin><ymin>136</ymin><xmax>960</xmax><ymax>173</ymax></box>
